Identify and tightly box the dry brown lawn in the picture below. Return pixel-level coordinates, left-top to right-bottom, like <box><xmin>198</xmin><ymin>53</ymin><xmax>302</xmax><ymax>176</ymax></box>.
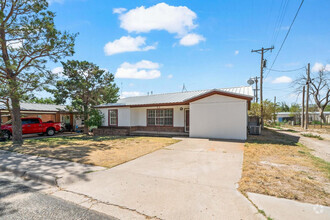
<box><xmin>239</xmin><ymin>129</ymin><xmax>330</xmax><ymax>206</ymax></box>
<box><xmin>0</xmin><ymin>135</ymin><xmax>180</xmax><ymax>168</ymax></box>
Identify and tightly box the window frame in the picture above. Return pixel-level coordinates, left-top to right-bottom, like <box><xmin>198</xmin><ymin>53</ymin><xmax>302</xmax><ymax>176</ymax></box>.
<box><xmin>108</xmin><ymin>109</ymin><xmax>118</xmax><ymax>126</ymax></box>
<box><xmin>146</xmin><ymin>108</ymin><xmax>174</xmax><ymax>127</ymax></box>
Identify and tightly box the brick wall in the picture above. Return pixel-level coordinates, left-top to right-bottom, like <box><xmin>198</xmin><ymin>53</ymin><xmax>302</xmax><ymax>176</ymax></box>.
<box><xmin>93</xmin><ymin>126</ymin><xmax>185</xmax><ymax>136</ymax></box>
<box><xmin>1</xmin><ymin>116</ymin><xmax>10</xmax><ymax>123</ymax></box>
<box><xmin>130</xmin><ymin>126</ymin><xmax>185</xmax><ymax>133</ymax></box>
<box><xmin>21</xmin><ymin>114</ymin><xmax>56</xmax><ymax>122</ymax></box>
<box><xmin>93</xmin><ymin>127</ymin><xmax>129</xmax><ymax>136</ymax></box>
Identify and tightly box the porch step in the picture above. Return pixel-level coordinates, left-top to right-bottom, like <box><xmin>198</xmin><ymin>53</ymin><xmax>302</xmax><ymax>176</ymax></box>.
<box><xmin>130</xmin><ymin>131</ymin><xmax>189</xmax><ymax>137</ymax></box>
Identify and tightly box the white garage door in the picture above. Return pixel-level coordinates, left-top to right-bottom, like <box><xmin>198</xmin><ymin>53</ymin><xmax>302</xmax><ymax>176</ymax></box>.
<box><xmin>189</xmin><ymin>95</ymin><xmax>247</xmax><ymax>140</ymax></box>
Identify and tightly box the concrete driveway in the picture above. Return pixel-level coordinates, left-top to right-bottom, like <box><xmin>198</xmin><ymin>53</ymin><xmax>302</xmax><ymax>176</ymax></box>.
<box><xmin>62</xmin><ymin>138</ymin><xmax>262</xmax><ymax>220</ymax></box>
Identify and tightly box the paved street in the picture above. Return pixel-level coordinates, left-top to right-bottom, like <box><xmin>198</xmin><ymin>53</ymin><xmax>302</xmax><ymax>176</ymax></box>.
<box><xmin>0</xmin><ymin>173</ymin><xmax>116</xmax><ymax>220</ymax></box>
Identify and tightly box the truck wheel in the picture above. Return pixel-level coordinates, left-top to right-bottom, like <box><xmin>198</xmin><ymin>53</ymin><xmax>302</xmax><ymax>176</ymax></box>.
<box><xmin>2</xmin><ymin>131</ymin><xmax>11</xmax><ymax>141</ymax></box>
<box><xmin>46</xmin><ymin>128</ymin><xmax>55</xmax><ymax>136</ymax></box>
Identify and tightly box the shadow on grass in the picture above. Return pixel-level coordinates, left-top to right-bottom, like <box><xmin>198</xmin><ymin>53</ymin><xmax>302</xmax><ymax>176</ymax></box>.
<box><xmin>247</xmin><ymin>128</ymin><xmax>300</xmax><ymax>146</ymax></box>
<box><xmin>0</xmin><ymin>137</ymin><xmax>128</xmax><ymax>165</ymax></box>
<box><xmin>25</xmin><ymin>135</ymin><xmax>130</xmax><ymax>144</ymax></box>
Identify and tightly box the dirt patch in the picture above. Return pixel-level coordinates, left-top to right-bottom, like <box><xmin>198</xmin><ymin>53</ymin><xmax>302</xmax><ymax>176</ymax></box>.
<box><xmin>282</xmin><ymin>124</ymin><xmax>330</xmax><ymax>135</ymax></box>
<box><xmin>239</xmin><ymin>129</ymin><xmax>330</xmax><ymax>206</ymax></box>
<box><xmin>0</xmin><ymin>136</ymin><xmax>180</xmax><ymax>168</ymax></box>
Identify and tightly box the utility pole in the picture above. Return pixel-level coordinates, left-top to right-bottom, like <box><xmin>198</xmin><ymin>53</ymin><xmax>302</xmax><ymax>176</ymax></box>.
<box><xmin>182</xmin><ymin>84</ymin><xmax>187</xmax><ymax>92</ymax></box>
<box><xmin>305</xmin><ymin>63</ymin><xmax>310</xmax><ymax>130</ymax></box>
<box><xmin>301</xmin><ymin>86</ymin><xmax>305</xmax><ymax>128</ymax></box>
<box><xmin>273</xmin><ymin>96</ymin><xmax>276</xmax><ymax>123</ymax></box>
<box><xmin>254</xmin><ymin>76</ymin><xmax>260</xmax><ymax>103</ymax></box>
<box><xmin>252</xmin><ymin>46</ymin><xmax>274</xmax><ymax>128</ymax></box>
<box><xmin>0</xmin><ymin>109</ymin><xmax>1</xmax><ymax>125</ymax></box>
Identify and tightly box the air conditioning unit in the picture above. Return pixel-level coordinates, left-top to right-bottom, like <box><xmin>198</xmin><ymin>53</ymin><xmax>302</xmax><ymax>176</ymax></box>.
<box><xmin>249</xmin><ymin>125</ymin><xmax>261</xmax><ymax>135</ymax></box>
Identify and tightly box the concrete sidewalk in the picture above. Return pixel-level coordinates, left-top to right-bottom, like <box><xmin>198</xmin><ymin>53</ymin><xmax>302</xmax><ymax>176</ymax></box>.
<box><xmin>0</xmin><ymin>150</ymin><xmax>105</xmax><ymax>186</ymax></box>
<box><xmin>248</xmin><ymin>192</ymin><xmax>330</xmax><ymax>220</ymax></box>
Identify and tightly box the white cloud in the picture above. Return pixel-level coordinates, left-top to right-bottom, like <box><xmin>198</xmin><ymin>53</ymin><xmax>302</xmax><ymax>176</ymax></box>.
<box><xmin>104</xmin><ymin>36</ymin><xmax>156</xmax><ymax>55</ymax></box>
<box><xmin>113</xmin><ymin>8</ymin><xmax>127</xmax><ymax>14</ymax></box>
<box><xmin>179</xmin><ymin>33</ymin><xmax>205</xmax><ymax>46</ymax></box>
<box><xmin>115</xmin><ymin>60</ymin><xmax>161</xmax><ymax>79</ymax></box>
<box><xmin>52</xmin><ymin>66</ymin><xmax>63</xmax><ymax>75</ymax></box>
<box><xmin>7</xmin><ymin>40</ymin><xmax>23</xmax><ymax>49</ymax></box>
<box><xmin>225</xmin><ymin>63</ymin><xmax>234</xmax><ymax>68</ymax></box>
<box><xmin>118</xmin><ymin>3</ymin><xmax>197</xmax><ymax>36</ymax></box>
<box><xmin>312</xmin><ymin>62</ymin><xmax>330</xmax><ymax>72</ymax></box>
<box><xmin>129</xmin><ymin>83</ymin><xmax>134</xmax><ymax>87</ymax></box>
<box><xmin>120</xmin><ymin>91</ymin><xmax>144</xmax><ymax>98</ymax></box>
<box><xmin>47</xmin><ymin>0</ymin><xmax>64</xmax><ymax>4</ymax></box>
<box><xmin>167</xmin><ymin>74</ymin><xmax>173</xmax><ymax>79</ymax></box>
<box><xmin>234</xmin><ymin>50</ymin><xmax>239</xmax><ymax>55</ymax></box>
<box><xmin>271</xmin><ymin>76</ymin><xmax>293</xmax><ymax>84</ymax></box>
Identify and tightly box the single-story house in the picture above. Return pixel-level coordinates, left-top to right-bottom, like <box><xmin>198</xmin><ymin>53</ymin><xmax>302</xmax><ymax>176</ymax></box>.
<box><xmin>0</xmin><ymin>102</ymin><xmax>84</xmax><ymax>130</ymax></box>
<box><xmin>95</xmin><ymin>86</ymin><xmax>253</xmax><ymax>140</ymax></box>
<box><xmin>277</xmin><ymin>111</ymin><xmax>330</xmax><ymax>124</ymax></box>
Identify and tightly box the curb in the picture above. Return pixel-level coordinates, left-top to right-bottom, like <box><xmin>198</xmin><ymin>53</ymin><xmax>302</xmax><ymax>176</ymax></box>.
<box><xmin>0</xmin><ymin>164</ymin><xmax>58</xmax><ymax>186</ymax></box>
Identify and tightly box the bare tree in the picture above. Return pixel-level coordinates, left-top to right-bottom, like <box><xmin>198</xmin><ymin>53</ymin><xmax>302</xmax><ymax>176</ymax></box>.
<box><xmin>295</xmin><ymin>67</ymin><xmax>329</xmax><ymax>123</ymax></box>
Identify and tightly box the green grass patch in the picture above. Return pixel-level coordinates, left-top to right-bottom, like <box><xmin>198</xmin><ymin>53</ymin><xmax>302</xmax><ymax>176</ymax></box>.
<box><xmin>301</xmin><ymin>133</ymin><xmax>324</xmax><ymax>140</ymax></box>
<box><xmin>297</xmin><ymin>143</ymin><xmax>330</xmax><ymax>179</ymax></box>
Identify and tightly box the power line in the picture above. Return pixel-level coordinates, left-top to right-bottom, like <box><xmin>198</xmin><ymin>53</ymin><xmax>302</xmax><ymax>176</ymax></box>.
<box><xmin>265</xmin><ymin>66</ymin><xmax>306</xmax><ymax>72</ymax></box>
<box><xmin>269</xmin><ymin>0</ymin><xmax>288</xmax><ymax>46</ymax></box>
<box><xmin>265</xmin><ymin>0</ymin><xmax>305</xmax><ymax>79</ymax></box>
<box><xmin>272</xmin><ymin>0</ymin><xmax>290</xmax><ymax>46</ymax></box>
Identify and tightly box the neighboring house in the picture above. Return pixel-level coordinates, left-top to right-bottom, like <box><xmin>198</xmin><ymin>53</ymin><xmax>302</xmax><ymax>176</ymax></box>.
<box><xmin>0</xmin><ymin>102</ymin><xmax>84</xmax><ymax>129</ymax></box>
<box><xmin>277</xmin><ymin>112</ymin><xmax>330</xmax><ymax>124</ymax></box>
<box><xmin>95</xmin><ymin>86</ymin><xmax>253</xmax><ymax>140</ymax></box>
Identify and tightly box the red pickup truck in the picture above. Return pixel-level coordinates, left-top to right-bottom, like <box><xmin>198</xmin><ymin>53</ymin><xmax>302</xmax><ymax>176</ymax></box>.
<box><xmin>1</xmin><ymin>117</ymin><xmax>61</xmax><ymax>140</ymax></box>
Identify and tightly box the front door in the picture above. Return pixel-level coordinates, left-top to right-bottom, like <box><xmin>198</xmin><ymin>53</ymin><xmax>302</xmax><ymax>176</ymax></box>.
<box><xmin>185</xmin><ymin>109</ymin><xmax>190</xmax><ymax>132</ymax></box>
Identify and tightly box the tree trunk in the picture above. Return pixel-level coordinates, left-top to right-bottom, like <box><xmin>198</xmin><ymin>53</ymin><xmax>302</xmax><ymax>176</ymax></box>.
<box><xmin>83</xmin><ymin>105</ymin><xmax>89</xmax><ymax>134</ymax></box>
<box><xmin>319</xmin><ymin>108</ymin><xmax>326</xmax><ymax>124</ymax></box>
<box><xmin>10</xmin><ymin>96</ymin><xmax>23</xmax><ymax>145</ymax></box>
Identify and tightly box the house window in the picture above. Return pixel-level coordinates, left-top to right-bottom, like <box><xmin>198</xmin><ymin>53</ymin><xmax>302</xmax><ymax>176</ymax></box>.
<box><xmin>147</xmin><ymin>109</ymin><xmax>173</xmax><ymax>126</ymax></box>
<box><xmin>109</xmin><ymin>110</ymin><xmax>118</xmax><ymax>126</ymax></box>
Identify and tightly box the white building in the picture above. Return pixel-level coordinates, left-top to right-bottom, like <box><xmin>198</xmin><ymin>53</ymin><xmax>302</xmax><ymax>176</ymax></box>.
<box><xmin>95</xmin><ymin>86</ymin><xmax>253</xmax><ymax>140</ymax></box>
<box><xmin>277</xmin><ymin>111</ymin><xmax>330</xmax><ymax>124</ymax></box>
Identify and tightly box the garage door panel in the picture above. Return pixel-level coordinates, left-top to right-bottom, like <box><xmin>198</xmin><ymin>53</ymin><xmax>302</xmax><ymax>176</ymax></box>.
<box><xmin>190</xmin><ymin>101</ymin><xmax>247</xmax><ymax>140</ymax></box>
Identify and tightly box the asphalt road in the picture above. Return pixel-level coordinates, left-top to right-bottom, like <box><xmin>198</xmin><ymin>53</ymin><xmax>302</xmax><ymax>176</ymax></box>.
<box><xmin>0</xmin><ymin>175</ymin><xmax>116</xmax><ymax>220</ymax></box>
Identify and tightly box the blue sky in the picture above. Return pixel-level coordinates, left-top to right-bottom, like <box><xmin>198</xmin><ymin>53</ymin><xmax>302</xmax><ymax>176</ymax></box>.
<box><xmin>45</xmin><ymin>0</ymin><xmax>330</xmax><ymax>104</ymax></box>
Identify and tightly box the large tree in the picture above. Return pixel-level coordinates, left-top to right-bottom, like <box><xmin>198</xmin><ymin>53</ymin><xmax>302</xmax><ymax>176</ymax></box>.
<box><xmin>0</xmin><ymin>0</ymin><xmax>76</xmax><ymax>144</ymax></box>
<box><xmin>50</xmin><ymin>60</ymin><xmax>119</xmax><ymax>134</ymax></box>
<box><xmin>295</xmin><ymin>66</ymin><xmax>330</xmax><ymax>123</ymax></box>
<box><xmin>27</xmin><ymin>97</ymin><xmax>56</xmax><ymax>104</ymax></box>
<box><xmin>277</xmin><ymin>101</ymin><xmax>290</xmax><ymax>112</ymax></box>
